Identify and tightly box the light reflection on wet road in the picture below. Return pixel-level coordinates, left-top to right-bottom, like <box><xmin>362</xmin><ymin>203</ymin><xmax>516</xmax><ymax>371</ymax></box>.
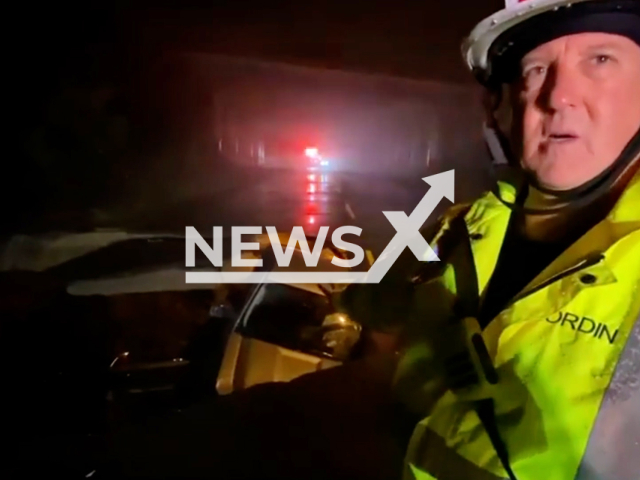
<box><xmin>124</xmin><ymin>166</ymin><xmax>453</xmax><ymax>256</ymax></box>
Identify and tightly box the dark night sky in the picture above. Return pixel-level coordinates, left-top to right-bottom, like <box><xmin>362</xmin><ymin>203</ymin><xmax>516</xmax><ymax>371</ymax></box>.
<box><xmin>22</xmin><ymin>0</ymin><xmax>503</xmax><ymax>84</ymax></box>
<box><xmin>7</xmin><ymin>0</ymin><xmax>504</xmax><ymax>230</ymax></box>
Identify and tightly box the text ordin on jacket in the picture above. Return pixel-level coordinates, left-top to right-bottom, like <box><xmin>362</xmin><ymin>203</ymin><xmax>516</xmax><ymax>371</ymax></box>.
<box><xmin>546</xmin><ymin>311</ymin><xmax>619</xmax><ymax>344</ymax></box>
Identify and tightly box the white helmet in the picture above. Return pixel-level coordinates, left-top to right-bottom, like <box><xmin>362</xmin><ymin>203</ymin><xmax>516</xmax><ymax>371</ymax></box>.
<box><xmin>461</xmin><ymin>0</ymin><xmax>640</xmax><ymax>212</ymax></box>
<box><xmin>463</xmin><ymin>0</ymin><xmax>640</xmax><ymax>87</ymax></box>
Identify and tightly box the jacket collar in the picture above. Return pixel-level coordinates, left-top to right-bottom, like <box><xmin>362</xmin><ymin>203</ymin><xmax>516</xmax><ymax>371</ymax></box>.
<box><xmin>464</xmin><ymin>168</ymin><xmax>640</xmax><ymax>299</ymax></box>
<box><xmin>484</xmin><ymin>167</ymin><xmax>640</xmax><ymax>228</ymax></box>
<box><xmin>607</xmin><ymin>168</ymin><xmax>640</xmax><ymax>225</ymax></box>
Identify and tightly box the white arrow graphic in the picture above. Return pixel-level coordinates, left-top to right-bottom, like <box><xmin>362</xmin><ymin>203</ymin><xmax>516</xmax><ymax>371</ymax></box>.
<box><xmin>362</xmin><ymin>169</ymin><xmax>454</xmax><ymax>283</ymax></box>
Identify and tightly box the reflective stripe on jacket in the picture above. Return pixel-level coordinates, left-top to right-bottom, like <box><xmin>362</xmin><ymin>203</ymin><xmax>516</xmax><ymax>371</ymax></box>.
<box><xmin>402</xmin><ymin>170</ymin><xmax>640</xmax><ymax>480</ymax></box>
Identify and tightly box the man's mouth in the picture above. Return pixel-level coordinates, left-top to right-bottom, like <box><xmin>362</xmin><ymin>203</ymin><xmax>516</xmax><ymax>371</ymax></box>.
<box><xmin>547</xmin><ymin>132</ymin><xmax>579</xmax><ymax>143</ymax></box>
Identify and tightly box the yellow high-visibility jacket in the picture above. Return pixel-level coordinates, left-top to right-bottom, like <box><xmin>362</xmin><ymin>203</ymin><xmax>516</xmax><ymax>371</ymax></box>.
<box><xmin>395</xmin><ymin>170</ymin><xmax>640</xmax><ymax>480</ymax></box>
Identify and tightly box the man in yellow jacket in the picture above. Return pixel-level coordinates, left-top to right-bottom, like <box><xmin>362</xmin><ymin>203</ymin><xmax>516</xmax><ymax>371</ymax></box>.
<box><xmin>339</xmin><ymin>1</ymin><xmax>640</xmax><ymax>479</ymax></box>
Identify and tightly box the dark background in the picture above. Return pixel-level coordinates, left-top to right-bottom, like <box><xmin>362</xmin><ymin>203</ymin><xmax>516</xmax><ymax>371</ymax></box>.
<box><xmin>4</xmin><ymin>3</ymin><xmax>504</xmax><ymax>478</ymax></box>
<box><xmin>7</xmin><ymin>0</ymin><xmax>500</xmax><ymax>232</ymax></box>
<box><xmin>21</xmin><ymin>1</ymin><xmax>502</xmax><ymax>82</ymax></box>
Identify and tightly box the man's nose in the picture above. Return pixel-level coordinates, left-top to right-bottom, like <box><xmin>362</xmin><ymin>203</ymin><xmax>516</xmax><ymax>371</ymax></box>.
<box><xmin>537</xmin><ymin>63</ymin><xmax>582</xmax><ymax>112</ymax></box>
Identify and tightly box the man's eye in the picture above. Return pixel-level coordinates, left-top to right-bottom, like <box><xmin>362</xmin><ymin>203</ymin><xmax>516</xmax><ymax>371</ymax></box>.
<box><xmin>521</xmin><ymin>65</ymin><xmax>546</xmax><ymax>88</ymax></box>
<box><xmin>523</xmin><ymin>65</ymin><xmax>546</xmax><ymax>78</ymax></box>
<box><xmin>592</xmin><ymin>54</ymin><xmax>613</xmax><ymax>65</ymax></box>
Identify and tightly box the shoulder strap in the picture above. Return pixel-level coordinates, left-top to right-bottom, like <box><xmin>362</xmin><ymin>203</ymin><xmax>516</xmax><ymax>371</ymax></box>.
<box><xmin>444</xmin><ymin>212</ymin><xmax>519</xmax><ymax>480</ymax></box>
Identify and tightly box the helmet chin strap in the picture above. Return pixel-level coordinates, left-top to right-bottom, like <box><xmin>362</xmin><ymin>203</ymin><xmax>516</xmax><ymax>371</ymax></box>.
<box><xmin>484</xmin><ymin>123</ymin><xmax>640</xmax><ymax>216</ymax></box>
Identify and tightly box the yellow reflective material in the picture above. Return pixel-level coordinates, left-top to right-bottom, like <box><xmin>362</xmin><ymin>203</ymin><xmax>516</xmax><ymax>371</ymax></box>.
<box><xmin>404</xmin><ymin>171</ymin><xmax>640</xmax><ymax>480</ymax></box>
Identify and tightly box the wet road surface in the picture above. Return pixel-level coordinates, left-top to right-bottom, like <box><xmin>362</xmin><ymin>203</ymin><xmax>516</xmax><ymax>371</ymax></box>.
<box><xmin>117</xmin><ymin>166</ymin><xmax>457</xmax><ymax>256</ymax></box>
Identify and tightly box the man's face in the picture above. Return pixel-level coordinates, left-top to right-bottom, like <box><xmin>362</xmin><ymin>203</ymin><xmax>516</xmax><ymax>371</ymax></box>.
<box><xmin>516</xmin><ymin>32</ymin><xmax>640</xmax><ymax>191</ymax></box>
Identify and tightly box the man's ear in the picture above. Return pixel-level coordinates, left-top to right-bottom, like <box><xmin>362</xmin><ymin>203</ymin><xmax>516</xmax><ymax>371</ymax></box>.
<box><xmin>483</xmin><ymin>84</ymin><xmax>520</xmax><ymax>164</ymax></box>
<box><xmin>482</xmin><ymin>87</ymin><xmax>501</xmax><ymax>118</ymax></box>
<box><xmin>490</xmin><ymin>84</ymin><xmax>514</xmax><ymax>138</ymax></box>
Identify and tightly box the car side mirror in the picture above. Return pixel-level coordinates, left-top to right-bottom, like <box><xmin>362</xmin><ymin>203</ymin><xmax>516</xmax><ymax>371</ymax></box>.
<box><xmin>321</xmin><ymin>313</ymin><xmax>362</xmax><ymax>360</ymax></box>
<box><xmin>299</xmin><ymin>312</ymin><xmax>362</xmax><ymax>361</ymax></box>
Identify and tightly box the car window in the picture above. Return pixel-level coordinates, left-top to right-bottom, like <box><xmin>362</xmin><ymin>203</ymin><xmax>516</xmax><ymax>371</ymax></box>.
<box><xmin>239</xmin><ymin>283</ymin><xmax>333</xmax><ymax>351</ymax></box>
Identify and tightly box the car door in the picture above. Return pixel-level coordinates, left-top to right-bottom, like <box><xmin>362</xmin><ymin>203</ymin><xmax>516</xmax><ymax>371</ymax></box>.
<box><xmin>216</xmin><ymin>247</ymin><xmax>362</xmax><ymax>395</ymax></box>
